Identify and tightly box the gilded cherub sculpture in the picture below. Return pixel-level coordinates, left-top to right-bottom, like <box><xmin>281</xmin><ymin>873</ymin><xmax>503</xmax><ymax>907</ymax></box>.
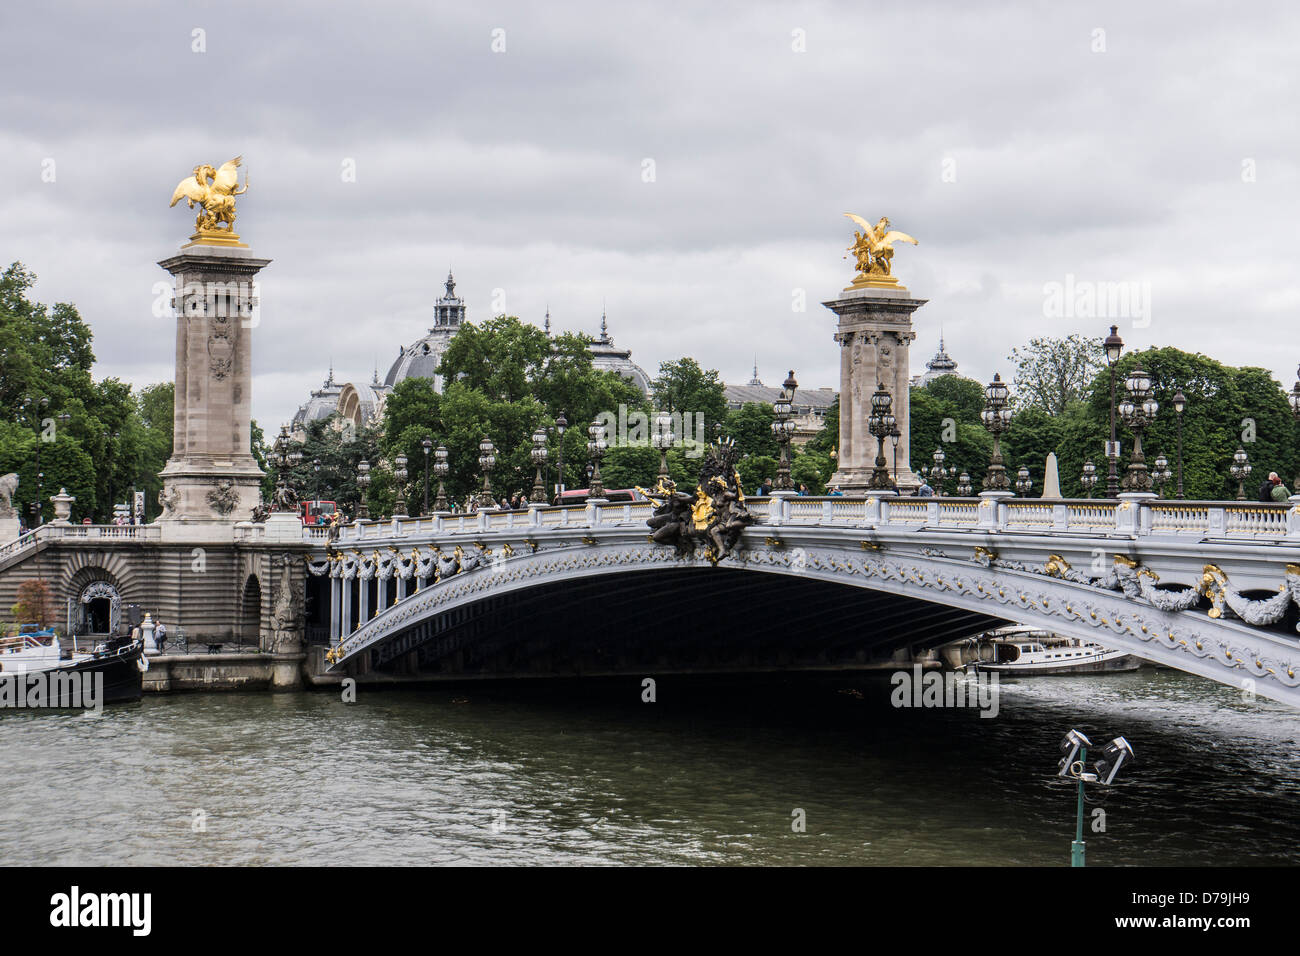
<box><xmin>170</xmin><ymin>157</ymin><xmax>248</xmax><ymax>237</ymax></box>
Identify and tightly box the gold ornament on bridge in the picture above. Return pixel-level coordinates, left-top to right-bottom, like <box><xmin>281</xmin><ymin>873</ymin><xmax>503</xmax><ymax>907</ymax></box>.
<box><xmin>843</xmin><ymin>214</ymin><xmax>918</xmax><ymax>290</ymax></box>
<box><xmin>169</xmin><ymin>156</ymin><xmax>249</xmax><ymax>247</ymax></box>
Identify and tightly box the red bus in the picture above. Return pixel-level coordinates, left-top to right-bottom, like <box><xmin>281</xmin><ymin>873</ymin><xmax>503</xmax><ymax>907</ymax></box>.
<box><xmin>300</xmin><ymin>499</ymin><xmax>338</xmax><ymax>526</ymax></box>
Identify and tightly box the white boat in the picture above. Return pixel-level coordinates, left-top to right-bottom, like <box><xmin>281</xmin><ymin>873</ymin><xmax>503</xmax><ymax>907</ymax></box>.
<box><xmin>0</xmin><ymin>629</ymin><xmax>145</xmax><ymax>704</ymax></box>
<box><xmin>964</xmin><ymin>625</ymin><xmax>1141</xmax><ymax>675</ymax></box>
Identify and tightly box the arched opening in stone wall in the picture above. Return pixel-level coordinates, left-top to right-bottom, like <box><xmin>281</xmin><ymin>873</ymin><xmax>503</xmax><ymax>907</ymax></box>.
<box><xmin>241</xmin><ymin>575</ymin><xmax>262</xmax><ymax>649</ymax></box>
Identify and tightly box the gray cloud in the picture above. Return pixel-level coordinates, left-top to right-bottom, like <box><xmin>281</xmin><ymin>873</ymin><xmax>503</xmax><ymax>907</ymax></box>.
<box><xmin>2</xmin><ymin>0</ymin><xmax>1297</xmax><ymax>431</ymax></box>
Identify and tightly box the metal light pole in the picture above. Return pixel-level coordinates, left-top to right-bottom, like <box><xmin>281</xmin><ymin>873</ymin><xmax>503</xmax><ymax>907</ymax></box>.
<box><xmin>356</xmin><ymin>459</ymin><xmax>371</xmax><ymax>520</ymax></box>
<box><xmin>956</xmin><ymin>472</ymin><xmax>972</xmax><ymax>496</ymax></box>
<box><xmin>433</xmin><ymin>445</ymin><xmax>449</xmax><ymax>513</ymax></box>
<box><xmin>1080</xmin><ymin>461</ymin><xmax>1098</xmax><ymax>498</ymax></box>
<box><xmin>652</xmin><ymin>411</ymin><xmax>674</xmax><ymax>483</ymax></box>
<box><xmin>393</xmin><ymin>454</ymin><xmax>408</xmax><ymax>517</ymax></box>
<box><xmin>421</xmin><ymin>438</ymin><xmax>432</xmax><ymax>514</ymax></box>
<box><xmin>929</xmin><ymin>448</ymin><xmax>955</xmax><ymax>496</ymax></box>
<box><xmin>477</xmin><ymin>437</ymin><xmax>496</xmax><ymax>509</ymax></box>
<box><xmin>1015</xmin><ymin>465</ymin><xmax>1033</xmax><ymax>497</ymax></box>
<box><xmin>1151</xmin><ymin>453</ymin><xmax>1171</xmax><ymax>499</ymax></box>
<box><xmin>1231</xmin><ymin>447</ymin><xmax>1251</xmax><ymax>501</ymax></box>
<box><xmin>772</xmin><ymin>370</ymin><xmax>798</xmax><ymax>491</ymax></box>
<box><xmin>1289</xmin><ymin>369</ymin><xmax>1300</xmax><ymax>494</ymax></box>
<box><xmin>980</xmin><ymin>374</ymin><xmax>1013</xmax><ymax>493</ymax></box>
<box><xmin>587</xmin><ymin>421</ymin><xmax>607</xmax><ymax>500</ymax></box>
<box><xmin>553</xmin><ymin>413</ymin><xmax>568</xmax><ymax>502</ymax></box>
<box><xmin>270</xmin><ymin>424</ymin><xmax>303</xmax><ymax>512</ymax></box>
<box><xmin>889</xmin><ymin>424</ymin><xmax>901</xmax><ymax>484</ymax></box>
<box><xmin>312</xmin><ymin>458</ymin><xmax>322</xmax><ymax>499</ymax></box>
<box><xmin>1119</xmin><ymin>367</ymin><xmax>1158</xmax><ymax>494</ymax></box>
<box><xmin>1173</xmin><ymin>390</ymin><xmax>1187</xmax><ymax>499</ymax></box>
<box><xmin>530</xmin><ymin>427</ymin><xmax>548</xmax><ymax>502</ymax></box>
<box><xmin>21</xmin><ymin>395</ymin><xmax>49</xmax><ymax>526</ymax></box>
<box><xmin>867</xmin><ymin>383</ymin><xmax>895</xmax><ymax>491</ymax></box>
<box><xmin>1104</xmin><ymin>325</ymin><xmax>1124</xmax><ymax>498</ymax></box>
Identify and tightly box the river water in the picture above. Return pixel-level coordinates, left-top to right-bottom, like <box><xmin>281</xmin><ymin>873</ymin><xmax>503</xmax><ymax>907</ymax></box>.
<box><xmin>2</xmin><ymin>668</ymin><xmax>1298</xmax><ymax>866</ymax></box>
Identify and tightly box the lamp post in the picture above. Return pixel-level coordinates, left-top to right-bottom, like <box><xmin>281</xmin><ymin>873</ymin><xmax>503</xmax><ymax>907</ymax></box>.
<box><xmin>867</xmin><ymin>383</ymin><xmax>896</xmax><ymax>491</ymax></box>
<box><xmin>356</xmin><ymin>459</ymin><xmax>371</xmax><ymax>520</ymax></box>
<box><xmin>553</xmin><ymin>413</ymin><xmax>568</xmax><ymax>502</ymax></box>
<box><xmin>889</xmin><ymin>424</ymin><xmax>901</xmax><ymax>484</ymax></box>
<box><xmin>1104</xmin><ymin>325</ymin><xmax>1124</xmax><ymax>498</ymax></box>
<box><xmin>1231</xmin><ymin>447</ymin><xmax>1251</xmax><ymax>501</ymax></box>
<box><xmin>101</xmin><ymin>429</ymin><xmax>120</xmax><ymax>522</ymax></box>
<box><xmin>1015</xmin><ymin>465</ymin><xmax>1033</xmax><ymax>497</ymax></box>
<box><xmin>312</xmin><ymin>458</ymin><xmax>322</xmax><ymax>499</ymax></box>
<box><xmin>652</xmin><ymin>411</ymin><xmax>674</xmax><ymax>483</ymax></box>
<box><xmin>530</xmin><ymin>427</ymin><xmax>549</xmax><ymax>502</ymax></box>
<box><xmin>980</xmin><ymin>373</ymin><xmax>1013</xmax><ymax>493</ymax></box>
<box><xmin>1151</xmin><ymin>453</ymin><xmax>1171</xmax><ymax>499</ymax></box>
<box><xmin>1080</xmin><ymin>461</ymin><xmax>1098</xmax><ymax>498</ymax></box>
<box><xmin>1172</xmin><ymin>390</ymin><xmax>1187</xmax><ymax>499</ymax></box>
<box><xmin>270</xmin><ymin>424</ymin><xmax>303</xmax><ymax>512</ymax></box>
<box><xmin>393</xmin><ymin>454</ymin><xmax>408</xmax><ymax>517</ymax></box>
<box><xmin>419</xmin><ymin>438</ymin><xmax>432</xmax><ymax>514</ymax></box>
<box><xmin>1119</xmin><ymin>366</ymin><xmax>1158</xmax><ymax>494</ymax></box>
<box><xmin>772</xmin><ymin>369</ymin><xmax>798</xmax><ymax>491</ymax></box>
<box><xmin>928</xmin><ymin>448</ymin><xmax>955</xmax><ymax>496</ymax></box>
<box><xmin>477</xmin><ymin>437</ymin><xmax>496</xmax><ymax>509</ymax></box>
<box><xmin>587</xmin><ymin>420</ymin><xmax>607</xmax><ymax>500</ymax></box>
<box><xmin>433</xmin><ymin>445</ymin><xmax>449</xmax><ymax>513</ymax></box>
<box><xmin>955</xmin><ymin>472</ymin><xmax>972</xmax><ymax>496</ymax></box>
<box><xmin>20</xmin><ymin>395</ymin><xmax>49</xmax><ymax>526</ymax></box>
<box><xmin>1289</xmin><ymin>368</ymin><xmax>1300</xmax><ymax>495</ymax></box>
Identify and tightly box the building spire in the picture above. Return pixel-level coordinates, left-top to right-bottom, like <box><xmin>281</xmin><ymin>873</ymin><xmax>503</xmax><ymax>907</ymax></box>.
<box><xmin>544</xmin><ymin>305</ymin><xmax>551</xmax><ymax>337</ymax></box>
<box><xmin>599</xmin><ymin>301</ymin><xmax>610</xmax><ymax>342</ymax></box>
<box><xmin>748</xmin><ymin>358</ymin><xmax>763</xmax><ymax>387</ymax></box>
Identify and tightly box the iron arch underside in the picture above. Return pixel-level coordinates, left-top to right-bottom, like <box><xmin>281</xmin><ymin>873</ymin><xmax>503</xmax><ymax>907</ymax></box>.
<box><xmin>362</xmin><ymin>567</ymin><xmax>1010</xmax><ymax>677</ymax></box>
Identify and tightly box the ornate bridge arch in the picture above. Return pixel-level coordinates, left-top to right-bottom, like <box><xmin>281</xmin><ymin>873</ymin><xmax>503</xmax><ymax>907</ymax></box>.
<box><xmin>320</xmin><ymin>508</ymin><xmax>1300</xmax><ymax>707</ymax></box>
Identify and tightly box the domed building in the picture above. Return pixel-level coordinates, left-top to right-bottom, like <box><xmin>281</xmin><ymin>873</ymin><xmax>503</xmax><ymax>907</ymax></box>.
<box><xmin>382</xmin><ymin>270</ymin><xmax>466</xmax><ymax>393</ymax></box>
<box><xmin>554</xmin><ymin>308</ymin><xmax>651</xmax><ymax>396</ymax></box>
<box><xmin>291</xmin><ymin>366</ymin><xmax>346</xmax><ymax>433</ymax></box>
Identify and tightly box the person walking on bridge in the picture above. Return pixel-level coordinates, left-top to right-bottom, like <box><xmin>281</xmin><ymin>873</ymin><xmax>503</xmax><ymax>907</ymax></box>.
<box><xmin>1264</xmin><ymin>472</ymin><xmax>1291</xmax><ymax>501</ymax></box>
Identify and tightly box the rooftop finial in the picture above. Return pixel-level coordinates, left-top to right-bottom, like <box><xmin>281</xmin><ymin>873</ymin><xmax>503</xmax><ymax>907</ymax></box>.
<box><xmin>544</xmin><ymin>305</ymin><xmax>551</xmax><ymax>336</ymax></box>
<box><xmin>445</xmin><ymin>268</ymin><xmax>455</xmax><ymax>298</ymax></box>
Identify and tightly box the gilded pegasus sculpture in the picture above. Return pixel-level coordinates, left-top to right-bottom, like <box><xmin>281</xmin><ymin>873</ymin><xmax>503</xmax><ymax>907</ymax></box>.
<box><xmin>170</xmin><ymin>157</ymin><xmax>248</xmax><ymax>236</ymax></box>
<box><xmin>844</xmin><ymin>213</ymin><xmax>918</xmax><ymax>288</ymax></box>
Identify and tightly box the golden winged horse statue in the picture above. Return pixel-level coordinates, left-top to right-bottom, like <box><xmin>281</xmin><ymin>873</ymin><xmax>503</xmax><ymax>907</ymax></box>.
<box><xmin>170</xmin><ymin>157</ymin><xmax>248</xmax><ymax>236</ymax></box>
<box><xmin>843</xmin><ymin>213</ymin><xmax>918</xmax><ymax>287</ymax></box>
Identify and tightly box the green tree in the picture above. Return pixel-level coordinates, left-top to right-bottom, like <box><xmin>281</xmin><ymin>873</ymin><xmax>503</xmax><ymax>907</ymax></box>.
<box><xmin>1008</xmin><ymin>334</ymin><xmax>1105</xmax><ymax>416</ymax></box>
<box><xmin>724</xmin><ymin>402</ymin><xmax>779</xmax><ymax>459</ymax></box>
<box><xmin>652</xmin><ymin>358</ymin><xmax>727</xmax><ymax>436</ymax></box>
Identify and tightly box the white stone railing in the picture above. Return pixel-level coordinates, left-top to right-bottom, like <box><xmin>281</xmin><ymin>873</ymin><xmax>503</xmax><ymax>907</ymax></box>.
<box><xmin>325</xmin><ymin>495</ymin><xmax>1300</xmax><ymax>546</ymax></box>
<box><xmin>0</xmin><ymin>523</ymin><xmax>162</xmax><ymax>557</ymax></box>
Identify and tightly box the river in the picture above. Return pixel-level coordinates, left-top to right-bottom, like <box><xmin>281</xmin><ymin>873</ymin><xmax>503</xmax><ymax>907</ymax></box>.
<box><xmin>2</xmin><ymin>667</ymin><xmax>1298</xmax><ymax>866</ymax></box>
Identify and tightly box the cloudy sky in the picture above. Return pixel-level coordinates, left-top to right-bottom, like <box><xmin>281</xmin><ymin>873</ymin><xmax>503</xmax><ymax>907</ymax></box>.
<box><xmin>2</xmin><ymin>1</ymin><xmax>1297</xmax><ymax>429</ymax></box>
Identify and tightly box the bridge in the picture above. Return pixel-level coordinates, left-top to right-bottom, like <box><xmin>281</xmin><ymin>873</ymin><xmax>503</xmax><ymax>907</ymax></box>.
<box><xmin>312</xmin><ymin>493</ymin><xmax>1300</xmax><ymax>707</ymax></box>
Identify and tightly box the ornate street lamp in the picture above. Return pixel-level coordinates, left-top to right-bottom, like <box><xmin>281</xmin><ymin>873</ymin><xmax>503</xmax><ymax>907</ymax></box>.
<box><xmin>1080</xmin><ymin>460</ymin><xmax>1098</xmax><ymax>498</ymax></box>
<box><xmin>433</xmin><ymin>445</ymin><xmax>449</xmax><ymax>513</ymax></box>
<box><xmin>530</xmin><ymin>427</ymin><xmax>549</xmax><ymax>502</ymax></box>
<box><xmin>771</xmin><ymin>369</ymin><xmax>798</xmax><ymax>491</ymax></box>
<box><xmin>1231</xmin><ymin>446</ymin><xmax>1251</xmax><ymax>501</ymax></box>
<box><xmin>956</xmin><ymin>472</ymin><xmax>973</xmax><ymax>497</ymax></box>
<box><xmin>356</xmin><ymin>458</ymin><xmax>371</xmax><ymax>519</ymax></box>
<box><xmin>270</xmin><ymin>424</ymin><xmax>303</xmax><ymax>512</ymax></box>
<box><xmin>1289</xmin><ymin>367</ymin><xmax>1300</xmax><ymax>495</ymax></box>
<box><xmin>928</xmin><ymin>447</ymin><xmax>956</xmax><ymax>496</ymax></box>
<box><xmin>312</xmin><ymin>458</ymin><xmax>322</xmax><ymax>499</ymax></box>
<box><xmin>889</xmin><ymin>424</ymin><xmax>901</xmax><ymax>484</ymax></box>
<box><xmin>867</xmin><ymin>382</ymin><xmax>896</xmax><ymax>491</ymax></box>
<box><xmin>421</xmin><ymin>437</ymin><xmax>432</xmax><ymax>515</ymax></box>
<box><xmin>1172</xmin><ymin>390</ymin><xmax>1187</xmax><ymax>499</ymax></box>
<box><xmin>980</xmin><ymin>373</ymin><xmax>1013</xmax><ymax>493</ymax></box>
<box><xmin>1015</xmin><ymin>465</ymin><xmax>1033</xmax><ymax>497</ymax></box>
<box><xmin>587</xmin><ymin>420</ymin><xmax>607</xmax><ymax>499</ymax></box>
<box><xmin>1119</xmin><ymin>366</ymin><xmax>1158</xmax><ymax>494</ymax></box>
<box><xmin>1104</xmin><ymin>325</ymin><xmax>1124</xmax><ymax>498</ymax></box>
<box><xmin>20</xmin><ymin>395</ymin><xmax>49</xmax><ymax>524</ymax></box>
<box><xmin>553</xmin><ymin>413</ymin><xmax>568</xmax><ymax>502</ymax></box>
<box><xmin>1151</xmin><ymin>453</ymin><xmax>1171</xmax><ymax>498</ymax></box>
<box><xmin>651</xmin><ymin>411</ymin><xmax>674</xmax><ymax>483</ymax></box>
<box><xmin>477</xmin><ymin>437</ymin><xmax>497</xmax><ymax>509</ymax></box>
<box><xmin>393</xmin><ymin>453</ymin><xmax>408</xmax><ymax>517</ymax></box>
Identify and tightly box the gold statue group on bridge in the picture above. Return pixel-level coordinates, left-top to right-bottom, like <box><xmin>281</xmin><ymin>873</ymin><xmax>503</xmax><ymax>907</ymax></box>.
<box><xmin>169</xmin><ymin>156</ymin><xmax>248</xmax><ymax>244</ymax></box>
<box><xmin>844</xmin><ymin>213</ymin><xmax>918</xmax><ymax>290</ymax></box>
